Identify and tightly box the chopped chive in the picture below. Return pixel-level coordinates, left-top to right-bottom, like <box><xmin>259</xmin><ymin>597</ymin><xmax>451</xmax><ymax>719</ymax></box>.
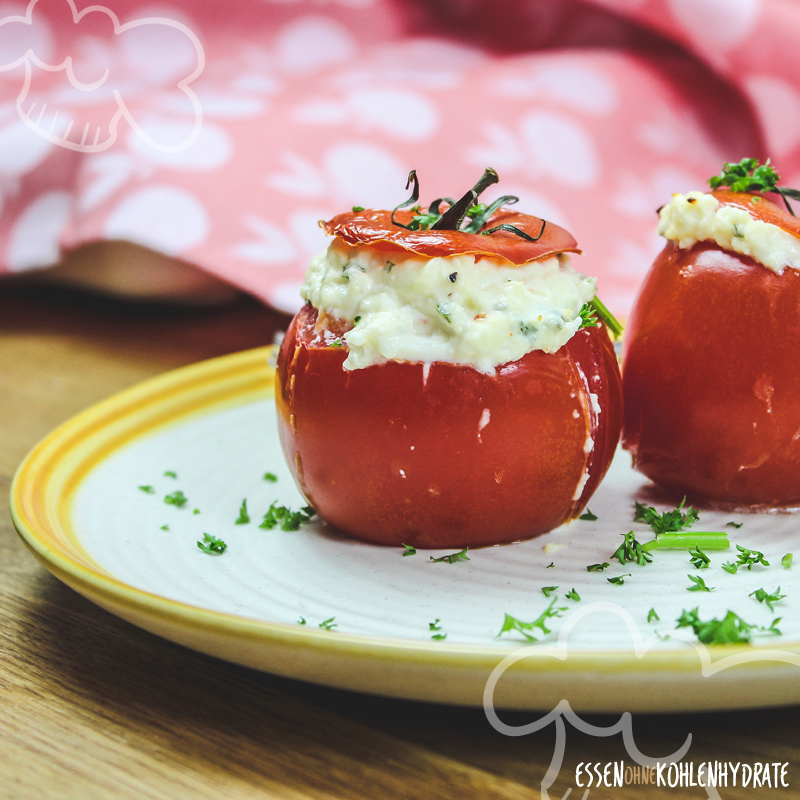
<box><xmin>642</xmin><ymin>532</ymin><xmax>729</xmax><ymax>551</ymax></box>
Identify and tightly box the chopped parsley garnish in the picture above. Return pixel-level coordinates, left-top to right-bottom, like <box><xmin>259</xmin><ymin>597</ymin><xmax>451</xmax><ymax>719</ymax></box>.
<box><xmin>430</xmin><ymin>547</ymin><xmax>469</xmax><ymax>563</ymax></box>
<box><xmin>587</xmin><ymin>562</ymin><xmax>610</xmax><ymax>572</ymax></box>
<box><xmin>782</xmin><ymin>553</ymin><xmax>793</xmax><ymax>569</ymax></box>
<box><xmin>329</xmin><ymin>339</ymin><xmax>345</xmax><ymax>348</ymax></box>
<box><xmin>647</xmin><ymin>608</ymin><xmax>660</xmax><ymax>623</ymax></box>
<box><xmin>722</xmin><ymin>561</ymin><xmax>739</xmax><ymax>574</ymax></box>
<box><xmin>319</xmin><ymin>617</ymin><xmax>337</xmax><ymax>631</ymax></box>
<box><xmin>235</xmin><ymin>499</ymin><xmax>250</xmax><ymax>525</ymax></box>
<box><xmin>407</xmin><ymin>207</ymin><xmax>442</xmax><ymax>231</ymax></box>
<box><xmin>164</xmin><ymin>490</ymin><xmax>188</xmax><ymax>507</ymax></box>
<box><xmin>429</xmin><ymin>619</ymin><xmax>447</xmax><ymax>640</ymax></box>
<box><xmin>689</xmin><ymin>546</ymin><xmax>711</xmax><ymax>569</ymax></box>
<box><xmin>708</xmin><ymin>157</ymin><xmax>800</xmax><ymax>216</ymax></box>
<box><xmin>617</xmin><ymin>503</ymin><xmax>729</xmax><ymax>564</ymax></box>
<box><xmin>575</xmin><ymin>300</ymin><xmax>624</xmax><ymax>339</ymax></box>
<box><xmin>164</xmin><ymin>470</ymin><xmax>177</xmax><ymax>479</ymax></box>
<box><xmin>541</xmin><ymin>586</ymin><xmax>558</xmax><ymax>597</ymax></box>
<box><xmin>634</xmin><ymin>497</ymin><xmax>699</xmax><ymax>535</ymax></box>
<box><xmin>733</xmin><ymin>545</ymin><xmax>770</xmax><ymax>571</ymax></box>
<box><xmin>263</xmin><ymin>472</ymin><xmax>278</xmax><ymax>482</ymax></box>
<box><xmin>676</xmin><ymin>608</ymin><xmax>750</xmax><ymax>644</ymax></box>
<box><xmin>259</xmin><ymin>502</ymin><xmax>315</xmax><ymax>532</ymax></box>
<box><xmin>160</xmin><ymin>524</ymin><xmax>169</xmax><ymax>531</ymax></box>
<box><xmin>610</xmin><ymin>531</ymin><xmax>653</xmax><ymax>566</ymax></box>
<box><xmin>546</xmin><ymin>562</ymin><xmax>555</xmax><ymax>569</ymax></box>
<box><xmin>579</xmin><ymin>509</ymin><xmax>598</xmax><ymax>521</ymax></box>
<box><xmin>193</xmin><ymin>509</ymin><xmax>200</xmax><ymax>515</ymax></box>
<box><xmin>497</xmin><ymin>596</ymin><xmax>568</xmax><ymax>642</ymax></box>
<box><xmin>676</xmin><ymin>607</ymin><xmax>781</xmax><ymax>645</ymax></box>
<box><xmin>750</xmin><ymin>587</ymin><xmax>786</xmax><ymax>612</ymax></box>
<box><xmin>726</xmin><ymin>521</ymin><xmax>743</xmax><ymax>529</ymax></box>
<box><xmin>298</xmin><ymin>617</ymin><xmax>306</xmax><ymax>625</ymax></box>
<box><xmin>197</xmin><ymin>533</ymin><xmax>227</xmax><ymax>554</ymax></box>
<box><xmin>139</xmin><ymin>485</ymin><xmax>155</xmax><ymax>494</ymax></box>
<box><xmin>709</xmin><ymin>158</ymin><xmax>781</xmax><ymax>194</ymax></box>
<box><xmin>352</xmin><ymin>206</ymin><xmax>364</xmax><ymax>212</ymax></box>
<box><xmin>607</xmin><ymin>574</ymin><xmax>631</xmax><ymax>585</ymax></box>
<box><xmin>401</xmin><ymin>543</ymin><xmax>417</xmax><ymax>557</ymax></box>
<box><xmin>565</xmin><ymin>588</ymin><xmax>581</xmax><ymax>602</ymax></box>
<box><xmin>578</xmin><ymin>303</ymin><xmax>598</xmax><ymax>330</ymax></box>
<box><xmin>687</xmin><ymin>574</ymin><xmax>713</xmax><ymax>592</ymax></box>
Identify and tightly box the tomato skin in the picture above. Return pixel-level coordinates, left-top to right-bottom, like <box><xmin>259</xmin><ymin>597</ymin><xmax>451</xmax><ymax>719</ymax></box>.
<box><xmin>622</xmin><ymin>240</ymin><xmax>800</xmax><ymax>505</ymax></box>
<box><xmin>322</xmin><ymin>208</ymin><xmax>580</xmax><ymax>266</ymax></box>
<box><xmin>276</xmin><ymin>305</ymin><xmax>622</xmax><ymax>548</ymax></box>
<box><xmin>711</xmin><ymin>190</ymin><xmax>800</xmax><ymax>237</ymax></box>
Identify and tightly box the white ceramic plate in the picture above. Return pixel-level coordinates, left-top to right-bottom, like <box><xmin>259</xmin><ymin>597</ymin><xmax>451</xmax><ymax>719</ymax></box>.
<box><xmin>11</xmin><ymin>347</ymin><xmax>800</xmax><ymax>712</ymax></box>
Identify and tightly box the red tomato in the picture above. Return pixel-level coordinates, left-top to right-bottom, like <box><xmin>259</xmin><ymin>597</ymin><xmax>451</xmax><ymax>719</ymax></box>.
<box><xmin>322</xmin><ymin>207</ymin><xmax>580</xmax><ymax>265</ymax></box>
<box><xmin>276</xmin><ymin>305</ymin><xmax>622</xmax><ymax>548</ymax></box>
<box><xmin>622</xmin><ymin>192</ymin><xmax>800</xmax><ymax>505</ymax></box>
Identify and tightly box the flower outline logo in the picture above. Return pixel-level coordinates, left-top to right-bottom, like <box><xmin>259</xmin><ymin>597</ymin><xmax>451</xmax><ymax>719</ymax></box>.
<box><xmin>483</xmin><ymin>600</ymin><xmax>800</xmax><ymax>800</ymax></box>
<box><xmin>0</xmin><ymin>0</ymin><xmax>205</xmax><ymax>153</ymax></box>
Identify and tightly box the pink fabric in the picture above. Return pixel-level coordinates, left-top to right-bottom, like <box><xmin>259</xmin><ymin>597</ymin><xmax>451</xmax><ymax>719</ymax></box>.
<box><xmin>0</xmin><ymin>0</ymin><xmax>792</xmax><ymax>315</ymax></box>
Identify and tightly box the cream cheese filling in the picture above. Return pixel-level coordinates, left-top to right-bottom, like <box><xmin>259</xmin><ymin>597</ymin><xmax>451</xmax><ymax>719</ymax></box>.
<box><xmin>657</xmin><ymin>191</ymin><xmax>800</xmax><ymax>273</ymax></box>
<box><xmin>301</xmin><ymin>240</ymin><xmax>597</xmax><ymax>372</ymax></box>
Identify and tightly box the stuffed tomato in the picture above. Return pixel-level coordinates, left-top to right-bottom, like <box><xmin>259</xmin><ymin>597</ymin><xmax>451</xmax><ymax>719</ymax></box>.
<box><xmin>276</xmin><ymin>170</ymin><xmax>622</xmax><ymax>547</ymax></box>
<box><xmin>622</xmin><ymin>160</ymin><xmax>800</xmax><ymax>506</ymax></box>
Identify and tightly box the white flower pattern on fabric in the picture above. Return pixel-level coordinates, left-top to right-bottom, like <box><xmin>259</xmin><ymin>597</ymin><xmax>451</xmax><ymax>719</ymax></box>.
<box><xmin>0</xmin><ymin>0</ymin><xmax>790</xmax><ymax>319</ymax></box>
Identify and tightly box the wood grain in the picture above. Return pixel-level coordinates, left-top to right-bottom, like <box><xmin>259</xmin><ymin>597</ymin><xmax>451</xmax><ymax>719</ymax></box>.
<box><xmin>1</xmin><ymin>284</ymin><xmax>799</xmax><ymax>799</ymax></box>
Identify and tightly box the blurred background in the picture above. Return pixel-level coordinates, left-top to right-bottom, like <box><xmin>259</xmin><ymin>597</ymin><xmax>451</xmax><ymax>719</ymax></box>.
<box><xmin>0</xmin><ymin>0</ymin><xmax>788</xmax><ymax>317</ymax></box>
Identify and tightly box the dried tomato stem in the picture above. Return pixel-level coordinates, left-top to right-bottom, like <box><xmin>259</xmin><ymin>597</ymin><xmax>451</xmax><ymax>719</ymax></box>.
<box><xmin>432</xmin><ymin>168</ymin><xmax>499</xmax><ymax>231</ymax></box>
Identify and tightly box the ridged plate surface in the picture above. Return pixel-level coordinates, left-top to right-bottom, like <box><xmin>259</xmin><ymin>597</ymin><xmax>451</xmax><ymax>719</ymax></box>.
<box><xmin>11</xmin><ymin>347</ymin><xmax>800</xmax><ymax>712</ymax></box>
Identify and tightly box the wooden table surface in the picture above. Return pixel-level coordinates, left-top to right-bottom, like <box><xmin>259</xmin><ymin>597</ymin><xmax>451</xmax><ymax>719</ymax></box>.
<box><xmin>2</xmin><ymin>283</ymin><xmax>799</xmax><ymax>800</ymax></box>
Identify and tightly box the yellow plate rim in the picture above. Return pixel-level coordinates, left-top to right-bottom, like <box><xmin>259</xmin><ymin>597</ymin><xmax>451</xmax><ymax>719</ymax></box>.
<box><xmin>10</xmin><ymin>347</ymin><xmax>800</xmax><ymax>710</ymax></box>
